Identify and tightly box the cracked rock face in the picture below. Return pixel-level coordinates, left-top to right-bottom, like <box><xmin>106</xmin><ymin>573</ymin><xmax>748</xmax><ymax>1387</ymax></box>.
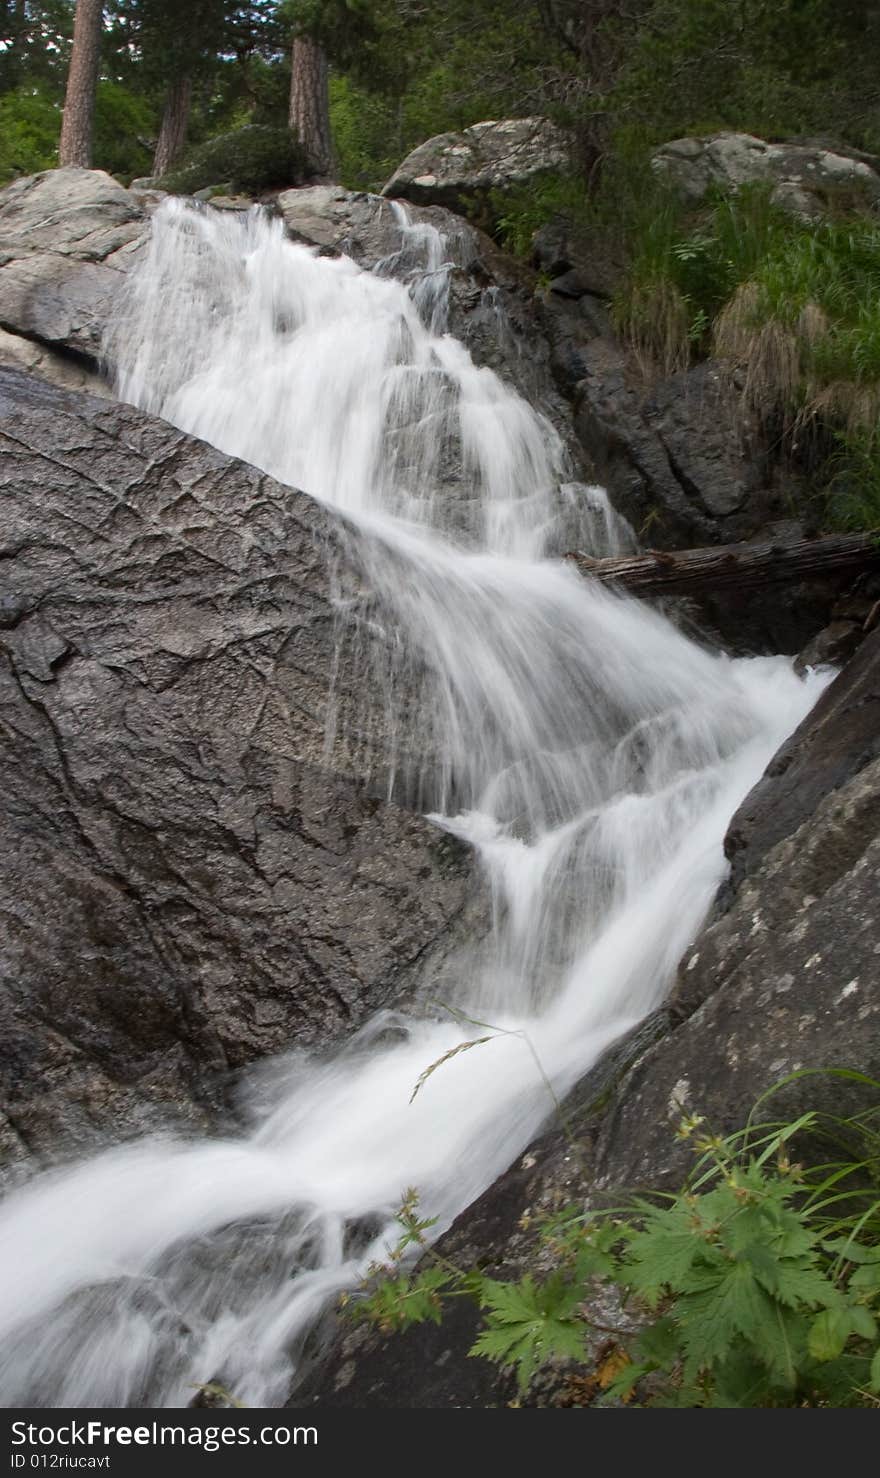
<box><xmin>0</xmin><ymin>368</ymin><xmax>481</xmax><ymax>1171</ymax></box>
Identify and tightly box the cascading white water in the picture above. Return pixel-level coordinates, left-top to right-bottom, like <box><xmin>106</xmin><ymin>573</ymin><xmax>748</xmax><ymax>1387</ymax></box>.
<box><xmin>0</xmin><ymin>199</ymin><xmax>830</xmax><ymax>1408</ymax></box>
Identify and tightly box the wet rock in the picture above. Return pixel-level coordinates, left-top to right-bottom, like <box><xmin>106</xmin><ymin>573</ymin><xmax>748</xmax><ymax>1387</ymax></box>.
<box><xmin>723</xmin><ymin>624</ymin><xmax>880</xmax><ymax>887</ymax></box>
<box><xmin>593</xmin><ymin>760</ymin><xmax>880</xmax><ymax>1193</ymax></box>
<box><xmin>532</xmin><ymin>221</ymin><xmax>573</xmax><ymax>278</ymax></box>
<box><xmin>0</xmin><ymin>368</ymin><xmax>482</xmax><ymax>1167</ymax></box>
<box><xmin>278</xmin><ymin>184</ymin><xmax>411</xmax><ymax>266</ymax></box>
<box><xmin>382</xmin><ymin>118</ymin><xmax>569</xmax><ymax>219</ymax></box>
<box><xmin>573</xmin><ymin>346</ymin><xmax>769</xmax><ymax>546</ymax></box>
<box><xmin>652</xmin><ymin>133</ymin><xmax>880</xmax><ymax>216</ymax></box>
<box><xmin>794</xmin><ymin>619</ymin><xmax>864</xmax><ymax>675</ymax></box>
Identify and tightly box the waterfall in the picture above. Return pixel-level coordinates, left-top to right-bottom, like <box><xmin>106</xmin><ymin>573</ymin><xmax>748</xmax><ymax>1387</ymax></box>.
<box><xmin>0</xmin><ymin>200</ymin><xmax>828</xmax><ymax>1407</ymax></box>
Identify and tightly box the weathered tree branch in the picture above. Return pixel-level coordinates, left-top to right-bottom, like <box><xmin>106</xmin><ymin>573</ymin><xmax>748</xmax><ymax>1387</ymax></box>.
<box><xmin>567</xmin><ymin>532</ymin><xmax>880</xmax><ymax>598</ymax></box>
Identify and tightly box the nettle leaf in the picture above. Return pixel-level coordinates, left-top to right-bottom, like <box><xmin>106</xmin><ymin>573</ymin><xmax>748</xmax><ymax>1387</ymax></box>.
<box><xmin>471</xmin><ymin>1275</ymin><xmax>587</xmax><ymax>1393</ymax></box>
<box><xmin>746</xmin><ymin>1248</ymin><xmax>841</xmax><ymax>1312</ymax></box>
<box><xmin>678</xmin><ymin>1268</ymin><xmax>753</xmax><ymax>1377</ymax></box>
<box><xmin>773</xmin><ymin>1218</ymin><xmax>818</xmax><ymax>1261</ymax></box>
<box><xmin>849</xmin><ymin>1261</ymin><xmax>880</xmax><ymax>1293</ymax></box>
<box><xmin>679</xmin><ymin>1261</ymin><xmax>802</xmax><ymax>1387</ymax></box>
<box><xmin>806</xmin><ymin>1301</ymin><xmax>877</xmax><ymax>1366</ymax></box>
<box><xmin>849</xmin><ymin>1304</ymin><xmax>877</xmax><ymax>1342</ymax></box>
<box><xmin>568</xmin><ymin>1217</ymin><xmax>630</xmax><ymax>1283</ymax></box>
<box><xmin>808</xmin><ymin>1307</ymin><xmax>854</xmax><ymax>1362</ymax></box>
<box><xmin>757</xmin><ymin>1305</ymin><xmax>811</xmax><ymax>1389</ymax></box>
<box><xmin>869</xmin><ymin>1345</ymin><xmax>880</xmax><ymax>1393</ymax></box>
<box><xmin>720</xmin><ymin>1202</ymin><xmax>784</xmax><ymax>1257</ymax></box>
<box><xmin>636</xmin><ymin>1315</ymin><xmax>680</xmax><ymax>1368</ymax></box>
<box><xmin>624</xmin><ymin>1208</ymin><xmax>708</xmax><ymax>1303</ymax></box>
<box><xmin>710</xmin><ymin>1348</ymin><xmax>779</xmax><ymax>1408</ymax></box>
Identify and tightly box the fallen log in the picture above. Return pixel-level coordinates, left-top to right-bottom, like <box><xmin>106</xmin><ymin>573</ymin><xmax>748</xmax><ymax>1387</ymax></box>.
<box><xmin>566</xmin><ymin>531</ymin><xmax>880</xmax><ymax>599</ymax></box>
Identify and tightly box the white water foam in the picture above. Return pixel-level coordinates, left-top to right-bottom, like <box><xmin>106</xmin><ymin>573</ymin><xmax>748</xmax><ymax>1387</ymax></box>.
<box><xmin>0</xmin><ymin>200</ymin><xmax>829</xmax><ymax>1406</ymax></box>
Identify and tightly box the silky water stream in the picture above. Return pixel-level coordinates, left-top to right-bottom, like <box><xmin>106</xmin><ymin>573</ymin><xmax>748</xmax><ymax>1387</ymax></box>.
<box><xmin>0</xmin><ymin>200</ymin><xmax>828</xmax><ymax>1405</ymax></box>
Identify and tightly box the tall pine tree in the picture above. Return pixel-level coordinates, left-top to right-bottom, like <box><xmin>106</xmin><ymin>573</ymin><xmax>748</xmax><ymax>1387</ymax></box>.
<box><xmin>59</xmin><ymin>0</ymin><xmax>103</xmax><ymax>166</ymax></box>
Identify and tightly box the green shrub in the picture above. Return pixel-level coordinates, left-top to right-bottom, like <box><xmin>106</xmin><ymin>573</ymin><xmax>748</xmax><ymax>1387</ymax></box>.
<box><xmin>613</xmin><ymin>183</ymin><xmax>797</xmax><ymax>372</ymax></box>
<box><xmin>824</xmin><ymin>429</ymin><xmax>880</xmax><ymax>534</ymax></box>
<box><xmin>159</xmin><ymin>124</ymin><xmax>305</xmax><ymax>196</ymax></box>
<box><xmin>0</xmin><ymin>89</ymin><xmax>60</xmax><ymax>184</ymax></box>
<box><xmin>329</xmin><ymin>75</ymin><xmax>402</xmax><ymax>192</ymax></box>
<box><xmin>93</xmin><ymin>81</ymin><xmax>154</xmax><ymax>183</ymax></box>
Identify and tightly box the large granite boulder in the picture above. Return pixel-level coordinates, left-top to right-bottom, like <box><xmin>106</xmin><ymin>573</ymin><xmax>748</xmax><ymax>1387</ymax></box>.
<box><xmin>381</xmin><ymin>118</ymin><xmax>569</xmax><ymax>217</ymax></box>
<box><xmin>0</xmin><ymin>368</ymin><xmax>481</xmax><ymax>1173</ymax></box>
<box><xmin>651</xmin><ymin>133</ymin><xmax>880</xmax><ymax>218</ymax></box>
<box><xmin>303</xmin><ymin>630</ymin><xmax>880</xmax><ymax>1406</ymax></box>
<box><xmin>0</xmin><ymin>168</ymin><xmax>148</xmax><ymax>362</ymax></box>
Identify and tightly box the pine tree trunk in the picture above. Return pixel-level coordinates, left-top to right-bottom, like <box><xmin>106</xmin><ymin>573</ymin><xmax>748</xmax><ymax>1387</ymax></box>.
<box><xmin>288</xmin><ymin>36</ymin><xmax>333</xmax><ymax>179</ymax></box>
<box><xmin>152</xmin><ymin>75</ymin><xmax>193</xmax><ymax>178</ymax></box>
<box><xmin>59</xmin><ymin>0</ymin><xmax>103</xmax><ymax>169</ymax></box>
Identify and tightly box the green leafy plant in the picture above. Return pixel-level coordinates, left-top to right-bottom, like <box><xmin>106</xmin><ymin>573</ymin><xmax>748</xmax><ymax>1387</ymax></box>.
<box><xmin>349</xmin><ymin>1070</ymin><xmax>880</xmax><ymax>1406</ymax></box>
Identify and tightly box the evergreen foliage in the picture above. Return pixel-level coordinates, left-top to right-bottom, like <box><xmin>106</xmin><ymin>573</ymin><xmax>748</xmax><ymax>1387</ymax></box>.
<box><xmin>158</xmin><ymin>123</ymin><xmax>303</xmax><ymax>193</ymax></box>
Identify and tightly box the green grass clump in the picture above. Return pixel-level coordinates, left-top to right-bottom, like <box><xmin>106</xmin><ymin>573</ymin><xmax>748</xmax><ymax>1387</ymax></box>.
<box><xmin>490</xmin><ymin>173</ymin><xmax>586</xmax><ymax>259</ymax></box>
<box><xmin>596</xmin><ymin>173</ymin><xmax>880</xmax><ymax>531</ymax></box>
<box><xmin>614</xmin><ymin>183</ymin><xmax>798</xmax><ymax>373</ymax></box>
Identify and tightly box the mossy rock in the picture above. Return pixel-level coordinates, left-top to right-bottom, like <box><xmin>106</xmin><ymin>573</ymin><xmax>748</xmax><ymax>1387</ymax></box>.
<box><xmin>159</xmin><ymin>126</ymin><xmax>305</xmax><ymax>197</ymax></box>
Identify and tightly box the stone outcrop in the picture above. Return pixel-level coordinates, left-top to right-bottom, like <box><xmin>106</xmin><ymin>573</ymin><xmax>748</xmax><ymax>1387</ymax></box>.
<box><xmin>0</xmin><ymin>368</ymin><xmax>481</xmax><ymax>1172</ymax></box>
<box><xmin>304</xmin><ymin>630</ymin><xmax>880</xmax><ymax>1405</ymax></box>
<box><xmin>0</xmin><ymin>168</ymin><xmax>148</xmax><ymax>364</ymax></box>
<box><xmin>651</xmin><ymin>133</ymin><xmax>880</xmax><ymax>219</ymax></box>
<box><xmin>588</xmin><ymin>631</ymin><xmax>880</xmax><ymax>1192</ymax></box>
<box><xmin>382</xmin><ymin>118</ymin><xmax>569</xmax><ymax>217</ymax></box>
<box><xmin>0</xmin><ymin>326</ymin><xmax>110</xmax><ymax>399</ymax></box>
<box><xmin>0</xmin><ymin>170</ymin><xmax>584</xmax><ymax>510</ymax></box>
